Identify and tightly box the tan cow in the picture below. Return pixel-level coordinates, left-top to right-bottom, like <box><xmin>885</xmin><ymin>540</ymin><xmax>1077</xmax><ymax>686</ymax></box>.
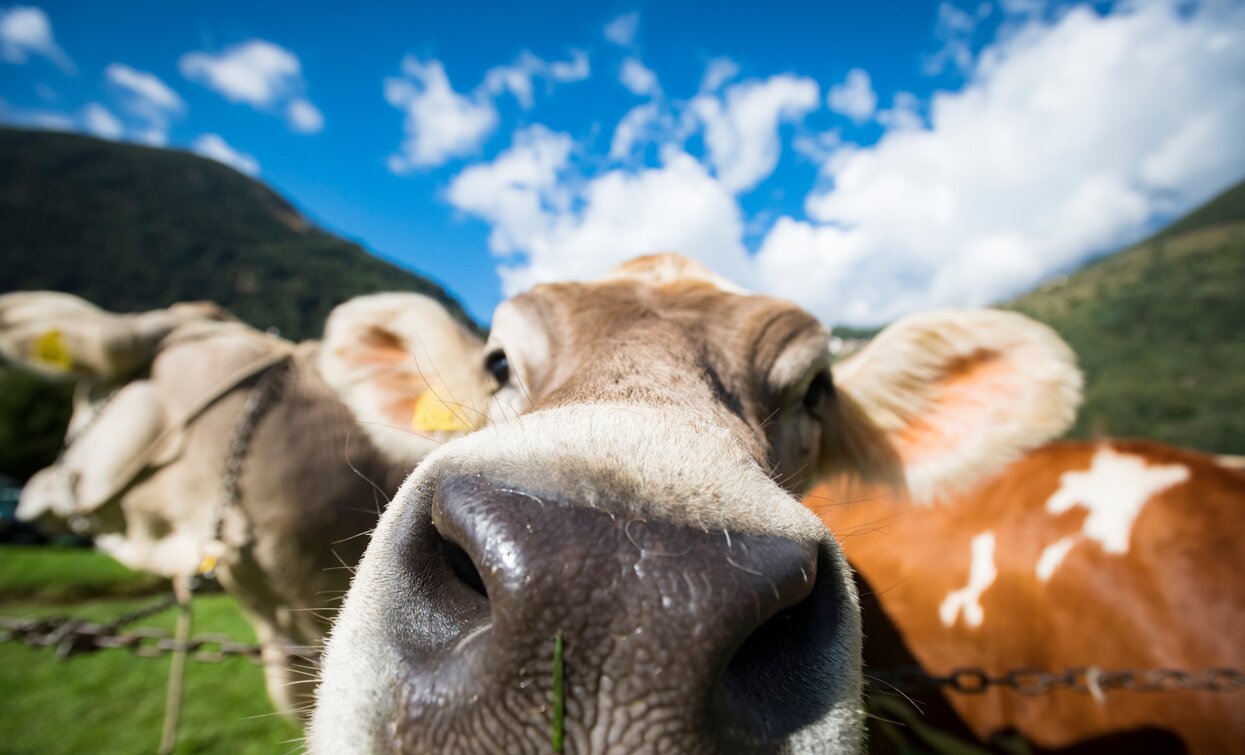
<box><xmin>309</xmin><ymin>254</ymin><xmax>1082</xmax><ymax>753</ymax></box>
<box><xmin>808</xmin><ymin>438</ymin><xmax>1245</xmax><ymax>754</ymax></box>
<box><xmin>5</xmin><ymin>290</ymin><xmax>489</xmax><ymax>718</ymax></box>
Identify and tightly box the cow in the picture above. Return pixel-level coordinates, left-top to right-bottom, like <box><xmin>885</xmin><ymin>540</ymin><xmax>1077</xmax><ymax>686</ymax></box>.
<box><xmin>2</xmin><ymin>289</ymin><xmax>490</xmax><ymax>718</ymax></box>
<box><xmin>308</xmin><ymin>254</ymin><xmax>1083</xmax><ymax>754</ymax></box>
<box><xmin>808</xmin><ymin>439</ymin><xmax>1245</xmax><ymax>754</ymax></box>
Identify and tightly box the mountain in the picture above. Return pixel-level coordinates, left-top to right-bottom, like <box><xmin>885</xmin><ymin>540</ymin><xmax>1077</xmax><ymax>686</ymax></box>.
<box><xmin>1007</xmin><ymin>179</ymin><xmax>1245</xmax><ymax>454</ymax></box>
<box><xmin>0</xmin><ymin>127</ymin><xmax>475</xmax><ymax>340</ymax></box>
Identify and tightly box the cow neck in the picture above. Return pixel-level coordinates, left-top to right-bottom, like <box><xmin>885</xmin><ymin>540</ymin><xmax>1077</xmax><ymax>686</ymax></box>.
<box><xmin>70</xmin><ymin>347</ymin><xmax>295</xmax><ymax>519</ymax></box>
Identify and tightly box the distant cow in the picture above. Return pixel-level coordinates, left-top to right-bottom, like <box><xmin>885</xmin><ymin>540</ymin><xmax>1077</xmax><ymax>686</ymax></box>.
<box><xmin>308</xmin><ymin>254</ymin><xmax>1082</xmax><ymax>753</ymax></box>
<box><xmin>2</xmin><ymin>290</ymin><xmax>490</xmax><ymax>718</ymax></box>
<box><xmin>809</xmin><ymin>439</ymin><xmax>1245</xmax><ymax>754</ymax></box>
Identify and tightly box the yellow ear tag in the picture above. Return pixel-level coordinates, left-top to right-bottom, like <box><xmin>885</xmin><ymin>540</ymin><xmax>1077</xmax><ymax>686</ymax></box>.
<box><xmin>411</xmin><ymin>391</ymin><xmax>473</xmax><ymax>432</ymax></box>
<box><xmin>30</xmin><ymin>329</ymin><xmax>73</xmax><ymax>371</ymax></box>
<box><xmin>197</xmin><ymin>554</ymin><xmax>219</xmax><ymax>576</ymax></box>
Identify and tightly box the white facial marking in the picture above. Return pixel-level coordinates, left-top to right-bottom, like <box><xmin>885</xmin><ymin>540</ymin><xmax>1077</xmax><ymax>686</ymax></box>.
<box><xmin>1045</xmin><ymin>447</ymin><xmax>1189</xmax><ymax>555</ymax></box>
<box><xmin>939</xmin><ymin>531</ymin><xmax>997</xmax><ymax>629</ymax></box>
<box><xmin>1035</xmin><ymin>536</ymin><xmax>1076</xmax><ymax>583</ymax></box>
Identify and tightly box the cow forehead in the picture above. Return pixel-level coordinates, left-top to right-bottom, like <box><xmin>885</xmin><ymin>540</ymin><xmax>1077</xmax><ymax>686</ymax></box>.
<box><xmin>508</xmin><ymin>279</ymin><xmax>827</xmax><ymax>393</ymax></box>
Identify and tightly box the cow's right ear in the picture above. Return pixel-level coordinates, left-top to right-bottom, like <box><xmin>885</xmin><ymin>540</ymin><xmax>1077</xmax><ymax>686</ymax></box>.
<box><xmin>319</xmin><ymin>293</ymin><xmax>490</xmax><ymax>466</ymax></box>
<box><xmin>0</xmin><ymin>291</ymin><xmax>231</xmax><ymax>382</ymax></box>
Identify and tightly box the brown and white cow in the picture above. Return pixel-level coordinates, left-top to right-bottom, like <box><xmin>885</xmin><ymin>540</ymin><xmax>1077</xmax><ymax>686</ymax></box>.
<box><xmin>3</xmin><ymin>290</ymin><xmax>490</xmax><ymax>718</ymax></box>
<box><xmin>810</xmin><ymin>439</ymin><xmax>1245</xmax><ymax>754</ymax></box>
<box><xmin>309</xmin><ymin>254</ymin><xmax>1082</xmax><ymax>753</ymax></box>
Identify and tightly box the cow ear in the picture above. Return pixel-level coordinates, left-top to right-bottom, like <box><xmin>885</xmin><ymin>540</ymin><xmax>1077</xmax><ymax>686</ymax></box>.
<box><xmin>318</xmin><ymin>293</ymin><xmax>489</xmax><ymax>466</ymax></box>
<box><xmin>0</xmin><ymin>292</ymin><xmax>231</xmax><ymax>382</ymax></box>
<box><xmin>824</xmin><ymin>309</ymin><xmax>1082</xmax><ymax>503</ymax></box>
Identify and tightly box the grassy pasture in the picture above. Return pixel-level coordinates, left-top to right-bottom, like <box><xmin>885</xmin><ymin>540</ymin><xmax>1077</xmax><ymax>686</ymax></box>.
<box><xmin>0</xmin><ymin>545</ymin><xmax>301</xmax><ymax>754</ymax></box>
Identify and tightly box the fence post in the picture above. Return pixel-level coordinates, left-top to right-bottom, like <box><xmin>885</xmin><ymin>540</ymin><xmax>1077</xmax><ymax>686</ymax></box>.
<box><xmin>158</xmin><ymin>574</ymin><xmax>193</xmax><ymax>755</ymax></box>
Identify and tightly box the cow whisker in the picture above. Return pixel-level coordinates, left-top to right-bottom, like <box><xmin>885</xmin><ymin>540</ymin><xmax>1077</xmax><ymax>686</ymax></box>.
<box><xmin>862</xmin><ymin>674</ymin><xmax>925</xmax><ymax>714</ymax></box>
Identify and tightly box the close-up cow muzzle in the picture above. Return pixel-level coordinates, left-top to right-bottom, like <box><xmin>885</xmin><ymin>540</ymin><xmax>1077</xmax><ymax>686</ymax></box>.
<box><xmin>311</xmin><ymin>406</ymin><xmax>864</xmax><ymax>754</ymax></box>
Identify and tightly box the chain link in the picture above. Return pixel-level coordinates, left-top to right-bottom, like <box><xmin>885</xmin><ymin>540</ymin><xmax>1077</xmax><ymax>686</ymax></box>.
<box><xmin>4</xmin><ymin>612</ymin><xmax>1241</xmax><ymax>695</ymax></box>
<box><xmin>869</xmin><ymin>665</ymin><xmax>1245</xmax><ymax>695</ymax></box>
<box><xmin>0</xmin><ymin>614</ymin><xmax>318</xmax><ymax>664</ymax></box>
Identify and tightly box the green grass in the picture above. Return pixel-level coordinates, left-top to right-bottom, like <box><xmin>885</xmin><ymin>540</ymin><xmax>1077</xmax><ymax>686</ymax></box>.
<box><xmin>0</xmin><ymin>546</ymin><xmax>301</xmax><ymax>754</ymax></box>
<box><xmin>0</xmin><ymin>545</ymin><xmax>167</xmax><ymax>603</ymax></box>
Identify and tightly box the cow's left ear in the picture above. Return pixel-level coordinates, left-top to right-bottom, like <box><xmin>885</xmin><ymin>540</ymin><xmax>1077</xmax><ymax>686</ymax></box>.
<box><xmin>822</xmin><ymin>309</ymin><xmax>1082</xmax><ymax>503</ymax></box>
<box><xmin>319</xmin><ymin>293</ymin><xmax>490</xmax><ymax>466</ymax></box>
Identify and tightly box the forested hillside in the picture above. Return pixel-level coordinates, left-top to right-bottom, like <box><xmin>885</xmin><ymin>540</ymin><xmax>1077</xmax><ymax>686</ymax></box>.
<box><xmin>0</xmin><ymin>127</ymin><xmax>474</xmax><ymax>340</ymax></box>
<box><xmin>1006</xmin><ymin>179</ymin><xmax>1245</xmax><ymax>453</ymax></box>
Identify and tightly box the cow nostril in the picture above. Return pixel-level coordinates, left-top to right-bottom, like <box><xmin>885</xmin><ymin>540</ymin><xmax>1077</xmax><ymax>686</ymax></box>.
<box><xmin>718</xmin><ymin>548</ymin><xmax>841</xmax><ymax>740</ymax></box>
<box><xmin>440</xmin><ymin>536</ymin><xmax>489</xmax><ymax>601</ymax></box>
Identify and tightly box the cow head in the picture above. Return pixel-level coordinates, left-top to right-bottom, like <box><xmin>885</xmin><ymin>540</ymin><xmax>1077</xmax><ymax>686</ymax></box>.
<box><xmin>312</xmin><ymin>254</ymin><xmax>1081</xmax><ymax>753</ymax></box>
<box><xmin>0</xmin><ymin>291</ymin><xmax>232</xmax><ymax>383</ymax></box>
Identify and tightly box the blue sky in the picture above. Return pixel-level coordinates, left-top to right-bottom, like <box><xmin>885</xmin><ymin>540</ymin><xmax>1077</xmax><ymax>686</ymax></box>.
<box><xmin>2</xmin><ymin>0</ymin><xmax>1243</xmax><ymax>326</ymax></box>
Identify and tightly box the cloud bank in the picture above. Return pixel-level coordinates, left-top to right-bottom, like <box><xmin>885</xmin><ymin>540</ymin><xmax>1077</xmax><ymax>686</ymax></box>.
<box><xmin>446</xmin><ymin>0</ymin><xmax>1245</xmax><ymax>326</ymax></box>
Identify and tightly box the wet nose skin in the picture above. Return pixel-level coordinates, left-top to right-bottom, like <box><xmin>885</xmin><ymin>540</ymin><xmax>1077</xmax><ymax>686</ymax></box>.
<box><xmin>392</xmin><ymin>474</ymin><xmax>845</xmax><ymax>754</ymax></box>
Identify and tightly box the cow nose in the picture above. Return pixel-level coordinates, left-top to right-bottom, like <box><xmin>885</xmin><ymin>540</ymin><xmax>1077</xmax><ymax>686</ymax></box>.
<box><xmin>401</xmin><ymin>473</ymin><xmax>845</xmax><ymax>749</ymax></box>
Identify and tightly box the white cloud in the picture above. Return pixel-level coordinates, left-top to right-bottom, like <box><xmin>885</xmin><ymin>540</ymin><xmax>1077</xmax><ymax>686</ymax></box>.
<box><xmin>105</xmin><ymin>63</ymin><xmax>185</xmax><ymax>113</ymax></box>
<box><xmin>387</xmin><ymin>51</ymin><xmax>590</xmax><ymax>172</ymax></box>
<box><xmin>485</xmin><ymin>50</ymin><xmax>592</xmax><ymax>109</ymax></box>
<box><xmin>179</xmin><ymin>39</ymin><xmax>322</xmax><ymax>133</ymax></box>
<box><xmin>690</xmin><ymin>74</ymin><xmax>820</xmax><ymax>193</ymax></box>
<box><xmin>792</xmin><ymin>128</ymin><xmax>841</xmax><ymax>165</ymax></box>
<box><xmin>604</xmin><ymin>11</ymin><xmax>640</xmax><ymax>46</ymax></box>
<box><xmin>81</xmin><ymin>102</ymin><xmax>122</xmax><ymax>139</ymax></box>
<box><xmin>447</xmin><ymin>125</ymin><xmax>574</xmax><ymax>258</ymax></box>
<box><xmin>385</xmin><ymin>56</ymin><xmax>498</xmax><ymax>171</ymax></box>
<box><xmin>448</xmin><ymin>128</ymin><xmax>749</xmax><ymax>294</ymax></box>
<box><xmin>826</xmin><ymin>68</ymin><xmax>876</xmax><ymax>123</ymax></box>
<box><xmin>609</xmin><ymin>102</ymin><xmax>660</xmax><ymax>160</ymax></box>
<box><xmin>192</xmin><ymin>133</ymin><xmax>260</xmax><ymax>176</ymax></box>
<box><xmin>286</xmin><ymin>97</ymin><xmax>323</xmax><ymax>133</ymax></box>
<box><xmin>755</xmin><ymin>0</ymin><xmax>1245</xmax><ymax>325</ymax></box>
<box><xmin>925</xmin><ymin>1</ymin><xmax>981</xmax><ymax>75</ymax></box>
<box><xmin>875</xmin><ymin>91</ymin><xmax>924</xmax><ymax>131</ymax></box>
<box><xmin>700</xmin><ymin>57</ymin><xmax>739</xmax><ymax>92</ymax></box>
<box><xmin>619</xmin><ymin>57</ymin><xmax>660</xmax><ymax>97</ymax></box>
<box><xmin>484</xmin><ymin>52</ymin><xmax>545</xmax><ymax>108</ymax></box>
<box><xmin>549</xmin><ymin>49</ymin><xmax>590</xmax><ymax>82</ymax></box>
<box><xmin>0</xmin><ymin>6</ymin><xmax>72</xmax><ymax>73</ymax></box>
<box><xmin>104</xmin><ymin>63</ymin><xmax>185</xmax><ymax>144</ymax></box>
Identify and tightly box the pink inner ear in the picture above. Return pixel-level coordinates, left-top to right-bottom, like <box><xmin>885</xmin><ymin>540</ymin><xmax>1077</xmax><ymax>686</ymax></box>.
<box><xmin>895</xmin><ymin>349</ymin><xmax>1022</xmax><ymax>469</ymax></box>
<box><xmin>336</xmin><ymin>331</ymin><xmax>430</xmax><ymax>428</ymax></box>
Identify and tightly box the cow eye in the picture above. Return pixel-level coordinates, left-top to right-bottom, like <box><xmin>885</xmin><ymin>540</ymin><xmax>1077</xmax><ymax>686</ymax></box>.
<box><xmin>802</xmin><ymin>371</ymin><xmax>834</xmax><ymax>418</ymax></box>
<box><xmin>484</xmin><ymin>350</ymin><xmax>510</xmax><ymax>386</ymax></box>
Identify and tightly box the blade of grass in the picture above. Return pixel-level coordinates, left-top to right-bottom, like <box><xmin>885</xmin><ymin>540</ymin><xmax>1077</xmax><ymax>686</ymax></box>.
<box><xmin>552</xmin><ymin>632</ymin><xmax>564</xmax><ymax>753</ymax></box>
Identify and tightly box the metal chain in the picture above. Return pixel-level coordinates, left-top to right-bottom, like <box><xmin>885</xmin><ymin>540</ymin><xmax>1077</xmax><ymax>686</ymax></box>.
<box><xmin>208</xmin><ymin>358</ymin><xmax>290</xmax><ymax>563</ymax></box>
<box><xmin>0</xmin><ymin>614</ymin><xmax>319</xmax><ymax>664</ymax></box>
<box><xmin>3</xmin><ymin>614</ymin><xmax>1241</xmax><ymax>695</ymax></box>
<box><xmin>869</xmin><ymin>665</ymin><xmax>1245</xmax><ymax>695</ymax></box>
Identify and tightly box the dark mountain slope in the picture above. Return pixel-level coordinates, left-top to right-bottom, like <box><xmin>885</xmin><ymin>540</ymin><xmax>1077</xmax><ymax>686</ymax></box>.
<box><xmin>0</xmin><ymin>127</ymin><xmax>474</xmax><ymax>340</ymax></box>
